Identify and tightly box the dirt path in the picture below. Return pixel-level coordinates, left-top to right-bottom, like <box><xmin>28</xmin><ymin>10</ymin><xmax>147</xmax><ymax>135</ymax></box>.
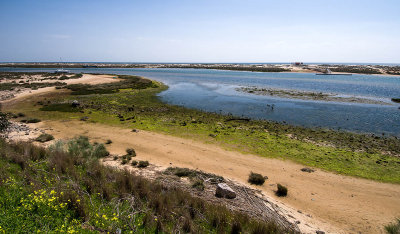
<box><xmin>25</xmin><ymin>120</ymin><xmax>399</xmax><ymax>234</ymax></box>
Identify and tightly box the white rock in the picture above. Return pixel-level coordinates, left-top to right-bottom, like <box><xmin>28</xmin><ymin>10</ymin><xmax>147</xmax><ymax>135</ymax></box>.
<box><xmin>215</xmin><ymin>183</ymin><xmax>236</xmax><ymax>199</ymax></box>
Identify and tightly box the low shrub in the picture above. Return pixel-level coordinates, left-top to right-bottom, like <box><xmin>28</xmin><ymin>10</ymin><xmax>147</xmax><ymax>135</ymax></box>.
<box><xmin>121</xmin><ymin>159</ymin><xmax>128</xmax><ymax>165</ymax></box>
<box><xmin>35</xmin><ymin>133</ymin><xmax>54</xmax><ymax>143</ymax></box>
<box><xmin>138</xmin><ymin>160</ymin><xmax>149</xmax><ymax>168</ymax></box>
<box><xmin>91</xmin><ymin>144</ymin><xmax>109</xmax><ymax>158</ymax></box>
<box><xmin>191</xmin><ymin>179</ymin><xmax>205</xmax><ymax>191</ymax></box>
<box><xmin>276</xmin><ymin>184</ymin><xmax>288</xmax><ymax>197</ymax></box>
<box><xmin>17</xmin><ymin>112</ymin><xmax>25</xmax><ymax>117</ymax></box>
<box><xmin>131</xmin><ymin>160</ymin><xmax>138</xmax><ymax>166</ymax></box>
<box><xmin>126</xmin><ymin>148</ymin><xmax>136</xmax><ymax>156</ymax></box>
<box><xmin>23</xmin><ymin>118</ymin><xmax>41</xmax><ymax>123</ymax></box>
<box><xmin>113</xmin><ymin>156</ymin><xmax>118</xmax><ymax>160</ymax></box>
<box><xmin>172</xmin><ymin>167</ymin><xmax>193</xmax><ymax>177</ymax></box>
<box><xmin>105</xmin><ymin>139</ymin><xmax>112</xmax><ymax>144</ymax></box>
<box><xmin>385</xmin><ymin>218</ymin><xmax>400</xmax><ymax>234</ymax></box>
<box><xmin>248</xmin><ymin>172</ymin><xmax>265</xmax><ymax>185</ymax></box>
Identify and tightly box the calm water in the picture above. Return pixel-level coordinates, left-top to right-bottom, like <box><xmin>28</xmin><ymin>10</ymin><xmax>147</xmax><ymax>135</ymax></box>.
<box><xmin>2</xmin><ymin>67</ymin><xmax>400</xmax><ymax>136</ymax></box>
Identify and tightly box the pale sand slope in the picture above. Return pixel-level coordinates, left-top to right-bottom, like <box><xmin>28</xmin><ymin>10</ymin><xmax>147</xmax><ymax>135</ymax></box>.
<box><xmin>30</xmin><ymin>120</ymin><xmax>400</xmax><ymax>234</ymax></box>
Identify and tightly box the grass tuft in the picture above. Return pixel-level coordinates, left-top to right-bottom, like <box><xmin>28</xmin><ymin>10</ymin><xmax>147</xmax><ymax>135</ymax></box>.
<box><xmin>248</xmin><ymin>172</ymin><xmax>265</xmax><ymax>185</ymax></box>
<box><xmin>35</xmin><ymin>133</ymin><xmax>54</xmax><ymax>143</ymax></box>
<box><xmin>276</xmin><ymin>184</ymin><xmax>288</xmax><ymax>197</ymax></box>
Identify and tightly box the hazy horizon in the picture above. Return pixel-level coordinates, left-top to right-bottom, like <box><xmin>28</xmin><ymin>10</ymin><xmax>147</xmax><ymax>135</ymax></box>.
<box><xmin>1</xmin><ymin>0</ymin><xmax>399</xmax><ymax>63</ymax></box>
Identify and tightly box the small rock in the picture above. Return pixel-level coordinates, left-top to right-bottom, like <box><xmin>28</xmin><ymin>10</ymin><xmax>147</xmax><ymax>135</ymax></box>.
<box><xmin>71</xmin><ymin>100</ymin><xmax>80</xmax><ymax>107</ymax></box>
<box><xmin>131</xmin><ymin>129</ymin><xmax>139</xmax><ymax>133</ymax></box>
<box><xmin>215</xmin><ymin>183</ymin><xmax>236</xmax><ymax>199</ymax></box>
<box><xmin>301</xmin><ymin>167</ymin><xmax>315</xmax><ymax>173</ymax></box>
<box><xmin>316</xmin><ymin>231</ymin><xmax>325</xmax><ymax>234</ymax></box>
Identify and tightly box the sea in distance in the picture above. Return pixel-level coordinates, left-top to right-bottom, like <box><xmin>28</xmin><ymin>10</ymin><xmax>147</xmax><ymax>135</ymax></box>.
<box><xmin>2</xmin><ymin>67</ymin><xmax>400</xmax><ymax>137</ymax></box>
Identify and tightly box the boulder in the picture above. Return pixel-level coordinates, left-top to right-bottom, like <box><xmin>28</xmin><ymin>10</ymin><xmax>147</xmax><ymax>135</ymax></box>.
<box><xmin>71</xmin><ymin>100</ymin><xmax>80</xmax><ymax>107</ymax></box>
<box><xmin>215</xmin><ymin>183</ymin><xmax>236</xmax><ymax>199</ymax></box>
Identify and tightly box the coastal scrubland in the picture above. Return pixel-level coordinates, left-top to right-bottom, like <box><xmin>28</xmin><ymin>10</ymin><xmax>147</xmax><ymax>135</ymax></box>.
<box><xmin>3</xmin><ymin>73</ymin><xmax>400</xmax><ymax>183</ymax></box>
<box><xmin>0</xmin><ymin>136</ymin><xmax>288</xmax><ymax>233</ymax></box>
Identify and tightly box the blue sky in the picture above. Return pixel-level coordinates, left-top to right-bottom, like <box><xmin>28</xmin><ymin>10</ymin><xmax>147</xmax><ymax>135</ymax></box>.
<box><xmin>0</xmin><ymin>0</ymin><xmax>399</xmax><ymax>63</ymax></box>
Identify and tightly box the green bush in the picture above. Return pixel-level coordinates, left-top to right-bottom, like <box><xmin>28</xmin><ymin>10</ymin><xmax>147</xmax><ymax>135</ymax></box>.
<box><xmin>35</xmin><ymin>134</ymin><xmax>54</xmax><ymax>143</ymax></box>
<box><xmin>191</xmin><ymin>179</ymin><xmax>205</xmax><ymax>191</ymax></box>
<box><xmin>131</xmin><ymin>160</ymin><xmax>138</xmax><ymax>166</ymax></box>
<box><xmin>92</xmin><ymin>144</ymin><xmax>109</xmax><ymax>158</ymax></box>
<box><xmin>21</xmin><ymin>118</ymin><xmax>41</xmax><ymax>123</ymax></box>
<box><xmin>276</xmin><ymin>184</ymin><xmax>288</xmax><ymax>197</ymax></box>
<box><xmin>173</xmin><ymin>167</ymin><xmax>193</xmax><ymax>177</ymax></box>
<box><xmin>385</xmin><ymin>218</ymin><xmax>400</xmax><ymax>234</ymax></box>
<box><xmin>138</xmin><ymin>160</ymin><xmax>149</xmax><ymax>168</ymax></box>
<box><xmin>248</xmin><ymin>172</ymin><xmax>265</xmax><ymax>185</ymax></box>
<box><xmin>126</xmin><ymin>148</ymin><xmax>136</xmax><ymax>156</ymax></box>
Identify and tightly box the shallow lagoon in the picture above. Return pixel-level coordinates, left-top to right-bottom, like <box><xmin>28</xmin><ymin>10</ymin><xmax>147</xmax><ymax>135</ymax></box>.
<box><xmin>2</xmin><ymin>67</ymin><xmax>400</xmax><ymax>136</ymax></box>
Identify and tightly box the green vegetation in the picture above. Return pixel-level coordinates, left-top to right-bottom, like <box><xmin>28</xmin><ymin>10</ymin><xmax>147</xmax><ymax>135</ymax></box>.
<box><xmin>0</xmin><ymin>138</ymin><xmax>287</xmax><ymax>233</ymax></box>
<box><xmin>65</xmin><ymin>74</ymin><xmax>157</xmax><ymax>95</ymax></box>
<box><xmin>0</xmin><ymin>112</ymin><xmax>9</xmax><ymax>132</ymax></box>
<box><xmin>5</xmin><ymin>74</ymin><xmax>400</xmax><ymax>183</ymax></box>
<box><xmin>0</xmin><ymin>81</ymin><xmax>66</xmax><ymax>91</ymax></box>
<box><xmin>248</xmin><ymin>172</ymin><xmax>266</xmax><ymax>185</ymax></box>
<box><xmin>385</xmin><ymin>219</ymin><xmax>400</xmax><ymax>234</ymax></box>
<box><xmin>137</xmin><ymin>160</ymin><xmax>149</xmax><ymax>168</ymax></box>
<box><xmin>59</xmin><ymin>73</ymin><xmax>83</xmax><ymax>80</ymax></box>
<box><xmin>126</xmin><ymin>148</ymin><xmax>136</xmax><ymax>156</ymax></box>
<box><xmin>35</xmin><ymin>133</ymin><xmax>54</xmax><ymax>143</ymax></box>
<box><xmin>21</xmin><ymin>118</ymin><xmax>41</xmax><ymax>123</ymax></box>
<box><xmin>325</xmin><ymin>65</ymin><xmax>382</xmax><ymax>74</ymax></box>
<box><xmin>40</xmin><ymin>103</ymin><xmax>82</xmax><ymax>112</ymax></box>
<box><xmin>276</xmin><ymin>184</ymin><xmax>288</xmax><ymax>197</ymax></box>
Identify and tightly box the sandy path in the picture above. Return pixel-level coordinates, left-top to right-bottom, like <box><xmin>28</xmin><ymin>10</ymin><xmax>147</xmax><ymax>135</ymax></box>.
<box><xmin>30</xmin><ymin>120</ymin><xmax>400</xmax><ymax>234</ymax></box>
